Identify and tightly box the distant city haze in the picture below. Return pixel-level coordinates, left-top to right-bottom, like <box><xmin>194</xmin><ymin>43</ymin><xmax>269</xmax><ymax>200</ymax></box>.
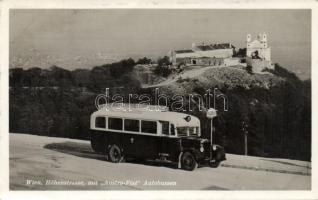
<box><xmin>10</xmin><ymin>9</ymin><xmax>311</xmax><ymax>80</ymax></box>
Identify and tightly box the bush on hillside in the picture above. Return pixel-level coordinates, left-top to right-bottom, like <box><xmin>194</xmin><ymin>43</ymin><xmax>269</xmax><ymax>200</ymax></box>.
<box><xmin>136</xmin><ymin>57</ymin><xmax>152</xmax><ymax>65</ymax></box>
<box><xmin>246</xmin><ymin>65</ymin><xmax>253</xmax><ymax>74</ymax></box>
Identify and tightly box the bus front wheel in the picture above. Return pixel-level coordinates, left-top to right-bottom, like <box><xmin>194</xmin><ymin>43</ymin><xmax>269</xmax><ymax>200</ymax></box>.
<box><xmin>108</xmin><ymin>144</ymin><xmax>124</xmax><ymax>163</ymax></box>
<box><xmin>209</xmin><ymin>161</ymin><xmax>221</xmax><ymax>168</ymax></box>
<box><xmin>181</xmin><ymin>152</ymin><xmax>198</xmax><ymax>171</ymax></box>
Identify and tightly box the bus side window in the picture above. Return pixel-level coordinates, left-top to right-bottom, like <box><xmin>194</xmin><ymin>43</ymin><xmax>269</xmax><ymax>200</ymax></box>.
<box><xmin>95</xmin><ymin>117</ymin><xmax>106</xmax><ymax>129</ymax></box>
<box><xmin>160</xmin><ymin>121</ymin><xmax>169</xmax><ymax>135</ymax></box>
<box><xmin>141</xmin><ymin>120</ymin><xmax>157</xmax><ymax>134</ymax></box>
<box><xmin>108</xmin><ymin>117</ymin><xmax>123</xmax><ymax>130</ymax></box>
<box><xmin>170</xmin><ymin>124</ymin><xmax>175</xmax><ymax>136</ymax></box>
<box><xmin>124</xmin><ymin>119</ymin><xmax>139</xmax><ymax>132</ymax></box>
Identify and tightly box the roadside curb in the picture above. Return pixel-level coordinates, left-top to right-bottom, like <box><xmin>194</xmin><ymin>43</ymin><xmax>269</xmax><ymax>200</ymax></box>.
<box><xmin>221</xmin><ymin>164</ymin><xmax>311</xmax><ymax>176</ymax></box>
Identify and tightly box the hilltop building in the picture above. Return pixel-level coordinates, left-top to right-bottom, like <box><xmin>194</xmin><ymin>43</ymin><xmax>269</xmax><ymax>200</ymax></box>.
<box><xmin>246</xmin><ymin>33</ymin><xmax>274</xmax><ymax>72</ymax></box>
<box><xmin>170</xmin><ymin>43</ymin><xmax>237</xmax><ymax>66</ymax></box>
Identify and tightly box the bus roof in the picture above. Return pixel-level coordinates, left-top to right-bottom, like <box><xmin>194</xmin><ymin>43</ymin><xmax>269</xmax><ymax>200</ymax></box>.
<box><xmin>91</xmin><ymin>104</ymin><xmax>200</xmax><ymax>127</ymax></box>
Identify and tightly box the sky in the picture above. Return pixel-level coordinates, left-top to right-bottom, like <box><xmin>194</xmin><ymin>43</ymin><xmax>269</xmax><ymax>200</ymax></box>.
<box><xmin>10</xmin><ymin>9</ymin><xmax>311</xmax><ymax>79</ymax></box>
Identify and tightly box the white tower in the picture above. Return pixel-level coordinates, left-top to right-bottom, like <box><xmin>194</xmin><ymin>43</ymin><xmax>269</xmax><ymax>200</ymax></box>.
<box><xmin>247</xmin><ymin>34</ymin><xmax>251</xmax><ymax>42</ymax></box>
<box><xmin>246</xmin><ymin>33</ymin><xmax>273</xmax><ymax>72</ymax></box>
<box><xmin>247</xmin><ymin>34</ymin><xmax>252</xmax><ymax>48</ymax></box>
<box><xmin>261</xmin><ymin>33</ymin><xmax>267</xmax><ymax>42</ymax></box>
<box><xmin>260</xmin><ymin>33</ymin><xmax>268</xmax><ymax>48</ymax></box>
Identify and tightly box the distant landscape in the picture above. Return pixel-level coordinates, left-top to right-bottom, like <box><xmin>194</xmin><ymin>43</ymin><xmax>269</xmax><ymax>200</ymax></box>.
<box><xmin>9</xmin><ymin>56</ymin><xmax>311</xmax><ymax>161</ymax></box>
<box><xmin>10</xmin><ymin>9</ymin><xmax>311</xmax><ymax>80</ymax></box>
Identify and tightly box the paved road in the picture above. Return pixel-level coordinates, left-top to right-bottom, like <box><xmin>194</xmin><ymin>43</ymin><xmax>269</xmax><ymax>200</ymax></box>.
<box><xmin>9</xmin><ymin>133</ymin><xmax>311</xmax><ymax>190</ymax></box>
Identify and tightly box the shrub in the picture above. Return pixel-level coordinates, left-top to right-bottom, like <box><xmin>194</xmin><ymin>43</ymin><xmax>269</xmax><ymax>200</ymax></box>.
<box><xmin>154</xmin><ymin>65</ymin><xmax>172</xmax><ymax>77</ymax></box>
<box><xmin>136</xmin><ymin>57</ymin><xmax>152</xmax><ymax>65</ymax></box>
<box><xmin>246</xmin><ymin>65</ymin><xmax>253</xmax><ymax>74</ymax></box>
<box><xmin>157</xmin><ymin>56</ymin><xmax>171</xmax><ymax>66</ymax></box>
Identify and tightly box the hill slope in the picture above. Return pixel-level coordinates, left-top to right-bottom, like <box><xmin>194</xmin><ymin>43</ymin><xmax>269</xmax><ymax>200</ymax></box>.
<box><xmin>140</xmin><ymin>64</ymin><xmax>311</xmax><ymax>161</ymax></box>
<box><xmin>147</xmin><ymin>65</ymin><xmax>284</xmax><ymax>92</ymax></box>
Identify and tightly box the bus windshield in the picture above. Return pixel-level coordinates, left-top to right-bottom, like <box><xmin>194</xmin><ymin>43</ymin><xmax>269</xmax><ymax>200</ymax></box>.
<box><xmin>177</xmin><ymin>127</ymin><xmax>199</xmax><ymax>137</ymax></box>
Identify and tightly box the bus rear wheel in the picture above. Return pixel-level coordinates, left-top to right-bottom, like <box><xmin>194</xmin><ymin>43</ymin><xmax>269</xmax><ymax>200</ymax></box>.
<box><xmin>108</xmin><ymin>144</ymin><xmax>124</xmax><ymax>163</ymax></box>
<box><xmin>181</xmin><ymin>152</ymin><xmax>198</xmax><ymax>171</ymax></box>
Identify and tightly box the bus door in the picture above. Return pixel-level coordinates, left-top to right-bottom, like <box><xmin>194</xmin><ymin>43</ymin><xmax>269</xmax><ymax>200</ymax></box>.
<box><xmin>125</xmin><ymin>119</ymin><xmax>159</xmax><ymax>159</ymax></box>
<box><xmin>159</xmin><ymin>122</ymin><xmax>179</xmax><ymax>160</ymax></box>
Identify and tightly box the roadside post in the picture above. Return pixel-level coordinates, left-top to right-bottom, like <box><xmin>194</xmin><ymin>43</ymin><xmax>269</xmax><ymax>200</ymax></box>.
<box><xmin>242</xmin><ymin>121</ymin><xmax>248</xmax><ymax>155</ymax></box>
<box><xmin>207</xmin><ymin>108</ymin><xmax>217</xmax><ymax>160</ymax></box>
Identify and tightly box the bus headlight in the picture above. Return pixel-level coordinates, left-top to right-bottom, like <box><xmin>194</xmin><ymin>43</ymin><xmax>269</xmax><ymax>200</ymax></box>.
<box><xmin>212</xmin><ymin>145</ymin><xmax>217</xmax><ymax>151</ymax></box>
<box><xmin>200</xmin><ymin>146</ymin><xmax>204</xmax><ymax>152</ymax></box>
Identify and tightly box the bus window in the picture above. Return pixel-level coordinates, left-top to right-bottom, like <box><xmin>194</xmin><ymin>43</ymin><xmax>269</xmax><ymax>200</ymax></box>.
<box><xmin>95</xmin><ymin>117</ymin><xmax>106</xmax><ymax>128</ymax></box>
<box><xmin>160</xmin><ymin>121</ymin><xmax>169</xmax><ymax>135</ymax></box>
<box><xmin>108</xmin><ymin>117</ymin><xmax>123</xmax><ymax>130</ymax></box>
<box><xmin>170</xmin><ymin>124</ymin><xmax>175</xmax><ymax>136</ymax></box>
<box><xmin>141</xmin><ymin>120</ymin><xmax>157</xmax><ymax>134</ymax></box>
<box><xmin>124</xmin><ymin>119</ymin><xmax>139</xmax><ymax>132</ymax></box>
<box><xmin>177</xmin><ymin>127</ymin><xmax>188</xmax><ymax>137</ymax></box>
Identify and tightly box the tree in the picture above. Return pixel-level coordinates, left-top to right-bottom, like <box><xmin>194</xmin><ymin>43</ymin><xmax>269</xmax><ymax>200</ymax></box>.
<box><xmin>157</xmin><ymin>56</ymin><xmax>171</xmax><ymax>67</ymax></box>
<box><xmin>137</xmin><ymin>57</ymin><xmax>152</xmax><ymax>64</ymax></box>
<box><xmin>246</xmin><ymin>65</ymin><xmax>253</xmax><ymax>74</ymax></box>
<box><xmin>72</xmin><ymin>69</ymin><xmax>91</xmax><ymax>87</ymax></box>
<box><xmin>154</xmin><ymin>65</ymin><xmax>172</xmax><ymax>77</ymax></box>
<box><xmin>48</xmin><ymin>65</ymin><xmax>73</xmax><ymax>87</ymax></box>
<box><xmin>9</xmin><ymin>68</ymin><xmax>24</xmax><ymax>87</ymax></box>
<box><xmin>109</xmin><ymin>58</ymin><xmax>136</xmax><ymax>78</ymax></box>
<box><xmin>234</xmin><ymin>48</ymin><xmax>246</xmax><ymax>58</ymax></box>
<box><xmin>154</xmin><ymin>56</ymin><xmax>172</xmax><ymax>77</ymax></box>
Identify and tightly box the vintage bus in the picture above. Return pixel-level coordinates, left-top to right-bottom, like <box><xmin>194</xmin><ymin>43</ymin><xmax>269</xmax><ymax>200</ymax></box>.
<box><xmin>90</xmin><ymin>105</ymin><xmax>226</xmax><ymax>171</ymax></box>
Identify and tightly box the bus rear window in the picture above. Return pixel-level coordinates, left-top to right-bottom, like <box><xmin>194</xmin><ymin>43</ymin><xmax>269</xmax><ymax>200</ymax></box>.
<box><xmin>108</xmin><ymin>117</ymin><xmax>123</xmax><ymax>130</ymax></box>
<box><xmin>95</xmin><ymin>117</ymin><xmax>106</xmax><ymax>128</ymax></box>
<box><xmin>141</xmin><ymin>121</ymin><xmax>157</xmax><ymax>134</ymax></box>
